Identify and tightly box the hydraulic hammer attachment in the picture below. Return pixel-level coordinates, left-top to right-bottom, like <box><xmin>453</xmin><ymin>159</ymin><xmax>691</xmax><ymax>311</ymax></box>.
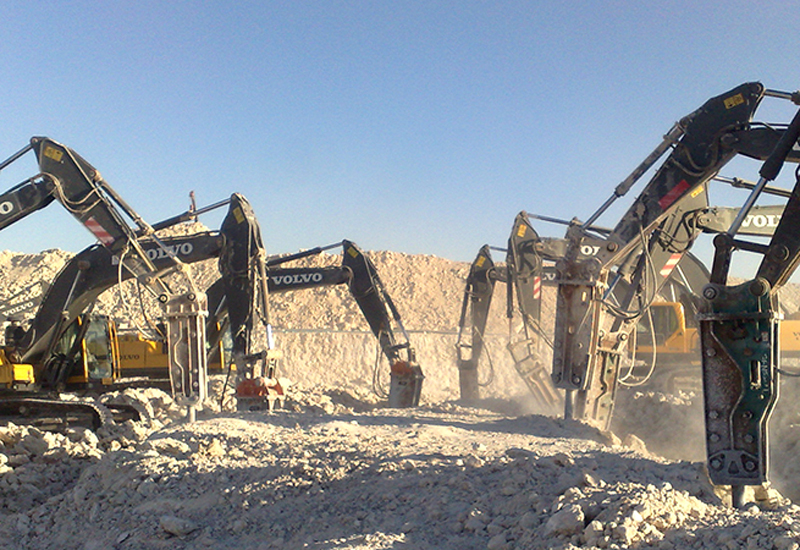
<box><xmin>507</xmin><ymin>214</ymin><xmax>562</xmax><ymax>411</ymax></box>
<box><xmin>234</xmin><ymin>350</ymin><xmax>284</xmax><ymax>412</ymax></box>
<box><xmin>698</xmin><ymin>280</ymin><xmax>778</xmax><ymax>488</ymax></box>
<box><xmin>699</xmin><ymin>99</ymin><xmax>800</xmax><ymax>506</ymax></box>
<box><xmin>164</xmin><ymin>292</ymin><xmax>209</xmax><ymax>418</ymax></box>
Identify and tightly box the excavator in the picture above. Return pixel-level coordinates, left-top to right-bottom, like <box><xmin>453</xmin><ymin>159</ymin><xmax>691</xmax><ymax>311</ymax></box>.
<box><xmin>0</xmin><ymin>199</ymin><xmax>423</xmax><ymax>424</ymax></box>
<box><xmin>0</xmin><ymin>136</ymin><xmax>254</xmax><ymax>427</ymax></box>
<box><xmin>696</xmin><ymin>95</ymin><xmax>800</xmax><ymax>506</ymax></box>
<box><xmin>148</xmin><ymin>236</ymin><xmax>423</xmax><ymax>410</ymax></box>
<box><xmin>228</xmin><ymin>240</ymin><xmax>424</xmax><ymax>409</ymax></box>
<box><xmin>0</xmin><ymin>185</ymin><xmax>299</xmax><ymax>427</ymax></box>
<box><xmin>456</xmin><ymin>194</ymin><xmax>785</xmax><ymax>405</ymax></box>
<box><xmin>520</xmin><ymin>82</ymin><xmax>800</xmax><ymax>431</ymax></box>
<box><xmin>0</xmin><ymin>196</ymin><xmax>250</xmax><ymax>427</ymax></box>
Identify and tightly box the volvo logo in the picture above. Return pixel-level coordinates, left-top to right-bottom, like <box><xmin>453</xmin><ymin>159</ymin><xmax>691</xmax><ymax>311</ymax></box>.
<box><xmin>271</xmin><ymin>272</ymin><xmax>324</xmax><ymax>286</ymax></box>
<box><xmin>111</xmin><ymin>243</ymin><xmax>195</xmax><ymax>265</ymax></box>
<box><xmin>741</xmin><ymin>214</ymin><xmax>781</xmax><ymax>229</ymax></box>
<box><xmin>144</xmin><ymin>243</ymin><xmax>194</xmax><ymax>260</ymax></box>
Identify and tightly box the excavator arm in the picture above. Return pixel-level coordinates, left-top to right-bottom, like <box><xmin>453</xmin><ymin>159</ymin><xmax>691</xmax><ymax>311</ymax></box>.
<box><xmin>456</xmin><ymin>245</ymin><xmax>503</xmax><ymax>400</ymax></box>
<box><xmin>456</xmin><ymin>202</ymin><xmax>718</xmax><ymax>407</ymax></box>
<box><xmin>0</xmin><ymin>138</ymin><xmax>213</xmax><ymax>411</ymax></box>
<box><xmin>0</xmin><ymin>280</ymin><xmax>50</xmax><ymax>323</ymax></box>
<box><xmin>261</xmin><ymin>240</ymin><xmax>424</xmax><ymax>407</ymax></box>
<box><xmin>548</xmin><ymin>83</ymin><xmax>800</xmax><ymax>428</ymax></box>
<box><xmin>217</xmin><ymin>194</ymin><xmax>283</xmax><ymax>411</ymax></box>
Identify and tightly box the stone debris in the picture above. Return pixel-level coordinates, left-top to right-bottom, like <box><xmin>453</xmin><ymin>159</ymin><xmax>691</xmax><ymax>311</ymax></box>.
<box><xmin>0</xmin><ymin>387</ymin><xmax>798</xmax><ymax>549</ymax></box>
<box><xmin>159</xmin><ymin>514</ymin><xmax>199</xmax><ymax>537</ymax></box>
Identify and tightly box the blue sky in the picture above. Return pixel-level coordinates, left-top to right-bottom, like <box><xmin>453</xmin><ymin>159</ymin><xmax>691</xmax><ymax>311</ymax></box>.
<box><xmin>1</xmin><ymin>1</ymin><xmax>798</xmax><ymax>278</ymax></box>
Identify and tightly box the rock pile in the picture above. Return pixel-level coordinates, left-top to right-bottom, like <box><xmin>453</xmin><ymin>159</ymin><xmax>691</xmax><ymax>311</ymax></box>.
<box><xmin>2</xmin><ymin>386</ymin><xmax>800</xmax><ymax>549</ymax></box>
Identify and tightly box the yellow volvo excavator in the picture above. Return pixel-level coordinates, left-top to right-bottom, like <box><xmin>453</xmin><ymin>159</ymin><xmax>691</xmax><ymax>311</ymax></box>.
<box><xmin>0</xmin><ymin>139</ymin><xmax>424</xmax><ymax>426</ymax></box>
<box><xmin>0</xmin><ymin>137</ymin><xmax>259</xmax><ymax>427</ymax></box>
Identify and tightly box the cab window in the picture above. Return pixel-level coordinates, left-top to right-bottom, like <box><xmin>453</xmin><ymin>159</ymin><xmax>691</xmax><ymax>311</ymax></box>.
<box><xmin>637</xmin><ymin>305</ymin><xmax>679</xmax><ymax>346</ymax></box>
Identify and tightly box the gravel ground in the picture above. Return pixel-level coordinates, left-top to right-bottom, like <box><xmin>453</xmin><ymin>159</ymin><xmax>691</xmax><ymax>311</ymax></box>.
<box><xmin>1</xmin><ymin>384</ymin><xmax>799</xmax><ymax>550</ymax></box>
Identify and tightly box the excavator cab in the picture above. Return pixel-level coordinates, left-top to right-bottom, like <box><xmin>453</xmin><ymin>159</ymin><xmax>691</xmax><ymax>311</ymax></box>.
<box><xmin>637</xmin><ymin>303</ymin><xmax>683</xmax><ymax>349</ymax></box>
<box><xmin>79</xmin><ymin>316</ymin><xmax>117</xmax><ymax>382</ymax></box>
<box><xmin>0</xmin><ymin>316</ymin><xmax>118</xmax><ymax>391</ymax></box>
<box><xmin>55</xmin><ymin>315</ymin><xmax>120</xmax><ymax>387</ymax></box>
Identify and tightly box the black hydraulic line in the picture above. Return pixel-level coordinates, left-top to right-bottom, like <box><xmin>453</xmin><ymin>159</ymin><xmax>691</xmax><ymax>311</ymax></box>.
<box><xmin>149</xmin><ymin>198</ymin><xmax>232</xmax><ymax>232</ymax></box>
<box><xmin>0</xmin><ymin>143</ymin><xmax>33</xmax><ymax>173</ymax></box>
<box><xmin>266</xmin><ymin>242</ymin><xmax>343</xmax><ymax>267</ymax></box>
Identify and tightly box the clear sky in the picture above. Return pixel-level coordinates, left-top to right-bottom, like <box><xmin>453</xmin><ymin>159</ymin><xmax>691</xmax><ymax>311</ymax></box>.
<box><xmin>1</xmin><ymin>1</ymin><xmax>798</xmax><ymax>278</ymax></box>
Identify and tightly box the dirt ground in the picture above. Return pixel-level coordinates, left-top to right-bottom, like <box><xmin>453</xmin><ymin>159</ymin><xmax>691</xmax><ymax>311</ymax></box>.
<box><xmin>1</xmin><ymin>243</ymin><xmax>800</xmax><ymax>549</ymax></box>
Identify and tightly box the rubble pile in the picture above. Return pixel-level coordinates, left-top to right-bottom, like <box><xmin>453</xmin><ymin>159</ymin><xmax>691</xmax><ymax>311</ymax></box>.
<box><xmin>2</xmin><ymin>387</ymin><xmax>800</xmax><ymax>549</ymax></box>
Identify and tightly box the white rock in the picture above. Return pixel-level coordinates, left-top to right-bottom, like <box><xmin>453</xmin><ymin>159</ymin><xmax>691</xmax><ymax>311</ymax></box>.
<box><xmin>149</xmin><ymin>438</ymin><xmax>191</xmax><ymax>456</ymax></box>
<box><xmin>204</xmin><ymin>438</ymin><xmax>226</xmax><ymax>457</ymax></box>
<box><xmin>487</xmin><ymin>533</ymin><xmax>508</xmax><ymax>550</ymax></box>
<box><xmin>544</xmin><ymin>504</ymin><xmax>585</xmax><ymax>537</ymax></box>
<box><xmin>159</xmin><ymin>515</ymin><xmax>199</xmax><ymax>536</ymax></box>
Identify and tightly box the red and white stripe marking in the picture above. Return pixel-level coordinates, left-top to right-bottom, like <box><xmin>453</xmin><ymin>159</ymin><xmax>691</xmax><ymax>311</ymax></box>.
<box><xmin>533</xmin><ymin>276</ymin><xmax>542</xmax><ymax>299</ymax></box>
<box><xmin>659</xmin><ymin>253</ymin><xmax>682</xmax><ymax>278</ymax></box>
<box><xmin>84</xmin><ymin>217</ymin><xmax>115</xmax><ymax>246</ymax></box>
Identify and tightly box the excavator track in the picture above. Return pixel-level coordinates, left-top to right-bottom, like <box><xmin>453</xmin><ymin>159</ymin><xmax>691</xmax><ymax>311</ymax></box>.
<box><xmin>0</xmin><ymin>396</ymin><xmax>110</xmax><ymax>431</ymax></box>
<box><xmin>0</xmin><ymin>390</ymin><xmax>154</xmax><ymax>431</ymax></box>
